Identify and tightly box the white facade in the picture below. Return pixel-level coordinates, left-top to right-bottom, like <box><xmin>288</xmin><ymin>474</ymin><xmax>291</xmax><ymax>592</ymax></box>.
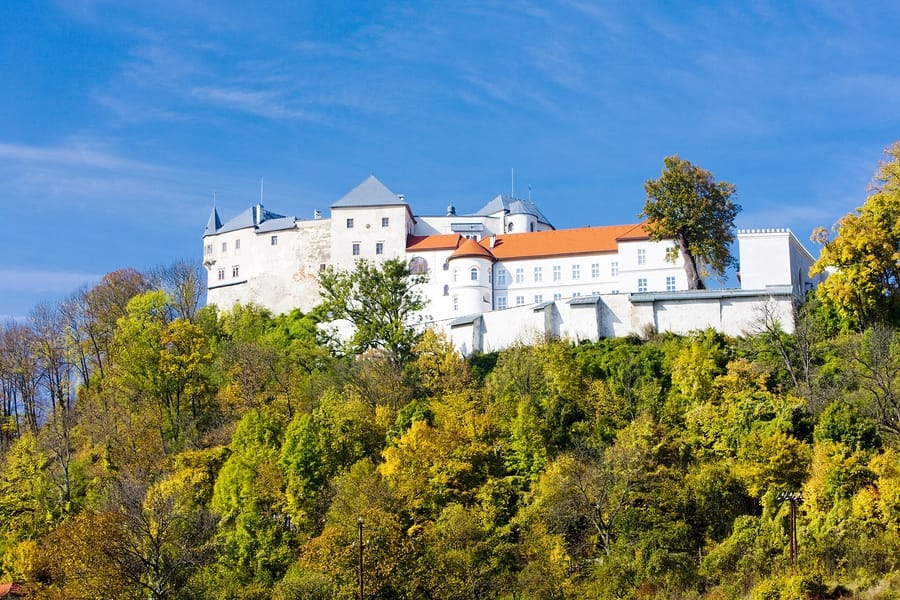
<box><xmin>203</xmin><ymin>176</ymin><xmax>821</xmax><ymax>350</ymax></box>
<box><xmin>738</xmin><ymin>228</ymin><xmax>825</xmax><ymax>296</ymax></box>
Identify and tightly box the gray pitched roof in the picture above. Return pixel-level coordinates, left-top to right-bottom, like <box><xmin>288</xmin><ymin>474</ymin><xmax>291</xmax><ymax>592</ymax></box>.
<box><xmin>475</xmin><ymin>194</ymin><xmax>552</xmax><ymax>226</ymax></box>
<box><xmin>331</xmin><ymin>175</ymin><xmax>406</xmax><ymax>208</ymax></box>
<box><xmin>204</xmin><ymin>207</ymin><xmax>222</xmax><ymax>236</ymax></box>
<box><xmin>216</xmin><ymin>205</ymin><xmax>291</xmax><ymax>235</ymax></box>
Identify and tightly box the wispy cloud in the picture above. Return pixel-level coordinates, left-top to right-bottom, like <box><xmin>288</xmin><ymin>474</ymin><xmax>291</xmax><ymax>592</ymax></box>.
<box><xmin>0</xmin><ymin>141</ymin><xmax>164</xmax><ymax>172</ymax></box>
<box><xmin>190</xmin><ymin>86</ymin><xmax>320</xmax><ymax>122</ymax></box>
<box><xmin>0</xmin><ymin>269</ymin><xmax>100</xmax><ymax>294</ymax></box>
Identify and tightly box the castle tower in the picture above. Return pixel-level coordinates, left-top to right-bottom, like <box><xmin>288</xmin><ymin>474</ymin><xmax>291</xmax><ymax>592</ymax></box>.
<box><xmin>447</xmin><ymin>238</ymin><xmax>496</xmax><ymax>314</ymax></box>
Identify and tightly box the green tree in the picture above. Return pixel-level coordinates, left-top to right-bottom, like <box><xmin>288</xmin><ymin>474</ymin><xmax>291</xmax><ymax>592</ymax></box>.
<box><xmin>210</xmin><ymin>410</ymin><xmax>291</xmax><ymax>589</ymax></box>
<box><xmin>641</xmin><ymin>155</ymin><xmax>740</xmax><ymax>289</ymax></box>
<box><xmin>318</xmin><ymin>257</ymin><xmax>426</xmax><ymax>364</ymax></box>
<box><xmin>811</xmin><ymin>142</ymin><xmax>900</xmax><ymax>328</ymax></box>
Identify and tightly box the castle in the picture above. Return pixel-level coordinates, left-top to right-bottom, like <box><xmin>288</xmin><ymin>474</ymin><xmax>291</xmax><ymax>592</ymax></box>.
<box><xmin>203</xmin><ymin>176</ymin><xmax>823</xmax><ymax>353</ymax></box>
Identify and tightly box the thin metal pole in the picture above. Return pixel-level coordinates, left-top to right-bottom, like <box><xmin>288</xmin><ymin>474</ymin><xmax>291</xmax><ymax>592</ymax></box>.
<box><xmin>358</xmin><ymin>517</ymin><xmax>364</xmax><ymax>600</ymax></box>
<box><xmin>789</xmin><ymin>499</ymin><xmax>798</xmax><ymax>565</ymax></box>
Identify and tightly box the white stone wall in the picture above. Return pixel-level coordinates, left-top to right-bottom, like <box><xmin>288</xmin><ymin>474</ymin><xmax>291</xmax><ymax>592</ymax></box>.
<box><xmin>329</xmin><ymin>205</ymin><xmax>413</xmax><ymax>266</ymax></box>
<box><xmin>206</xmin><ymin>218</ymin><xmax>330</xmax><ymax>314</ymax></box>
<box><xmin>737</xmin><ymin>229</ymin><xmax>823</xmax><ymax>296</ymax></box>
<box><xmin>439</xmin><ymin>287</ymin><xmax>797</xmax><ymax>355</ymax></box>
<box><xmin>617</xmin><ymin>239</ymin><xmax>685</xmax><ymax>293</ymax></box>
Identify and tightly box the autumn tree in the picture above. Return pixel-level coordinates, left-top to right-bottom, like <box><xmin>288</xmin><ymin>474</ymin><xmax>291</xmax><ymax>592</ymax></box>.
<box><xmin>318</xmin><ymin>257</ymin><xmax>426</xmax><ymax>364</ymax></box>
<box><xmin>642</xmin><ymin>155</ymin><xmax>740</xmax><ymax>289</ymax></box>
<box><xmin>811</xmin><ymin>141</ymin><xmax>900</xmax><ymax>328</ymax></box>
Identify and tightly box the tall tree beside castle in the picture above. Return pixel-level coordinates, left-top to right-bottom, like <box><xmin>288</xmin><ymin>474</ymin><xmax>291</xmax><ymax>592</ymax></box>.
<box><xmin>641</xmin><ymin>155</ymin><xmax>740</xmax><ymax>290</ymax></box>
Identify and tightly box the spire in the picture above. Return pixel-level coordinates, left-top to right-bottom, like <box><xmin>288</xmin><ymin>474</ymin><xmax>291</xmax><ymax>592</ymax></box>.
<box><xmin>205</xmin><ymin>206</ymin><xmax>222</xmax><ymax>236</ymax></box>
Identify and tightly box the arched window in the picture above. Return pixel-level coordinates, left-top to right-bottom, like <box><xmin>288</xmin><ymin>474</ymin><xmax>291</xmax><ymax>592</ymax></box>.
<box><xmin>530</xmin><ymin>222</ymin><xmax>535</xmax><ymax>232</ymax></box>
<box><xmin>452</xmin><ymin>268</ymin><xmax>458</xmax><ymax>282</ymax></box>
<box><xmin>470</xmin><ymin>267</ymin><xmax>479</xmax><ymax>281</ymax></box>
<box><xmin>443</xmin><ymin>284</ymin><xmax>449</xmax><ymax>296</ymax></box>
<box><xmin>409</xmin><ymin>256</ymin><xmax>428</xmax><ymax>275</ymax></box>
<box><xmin>507</xmin><ymin>222</ymin><xmax>514</xmax><ymax>233</ymax></box>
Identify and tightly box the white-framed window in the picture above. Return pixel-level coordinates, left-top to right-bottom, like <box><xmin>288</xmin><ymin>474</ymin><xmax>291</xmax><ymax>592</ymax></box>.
<box><xmin>270</xmin><ymin>235</ymin><xmax>278</xmax><ymax>246</ymax></box>
<box><xmin>572</xmin><ymin>264</ymin><xmax>581</xmax><ymax>280</ymax></box>
<box><xmin>235</xmin><ymin>239</ymin><xmax>240</xmax><ymax>250</ymax></box>
<box><xmin>515</xmin><ymin>268</ymin><xmax>524</xmax><ymax>284</ymax></box>
<box><xmin>666</xmin><ymin>276</ymin><xmax>676</xmax><ymax>291</ymax></box>
<box><xmin>205</xmin><ymin>244</ymin><xmax>212</xmax><ymax>255</ymax></box>
<box><xmin>497</xmin><ymin>269</ymin><xmax>506</xmax><ymax>285</ymax></box>
<box><xmin>443</xmin><ymin>262</ymin><xmax>449</xmax><ymax>271</ymax></box>
<box><xmin>553</xmin><ymin>265</ymin><xmax>561</xmax><ymax>281</ymax></box>
<box><xmin>319</xmin><ymin>263</ymin><xmax>326</xmax><ymax>271</ymax></box>
<box><xmin>352</xmin><ymin>242</ymin><xmax>360</xmax><ymax>256</ymax></box>
<box><xmin>637</xmin><ymin>248</ymin><xmax>646</xmax><ymax>265</ymax></box>
<box><xmin>591</xmin><ymin>263</ymin><xmax>599</xmax><ymax>278</ymax></box>
<box><xmin>638</xmin><ymin>278</ymin><xmax>648</xmax><ymax>293</ymax></box>
<box><xmin>232</xmin><ymin>265</ymin><xmax>240</xmax><ymax>278</ymax></box>
<box><xmin>553</xmin><ymin>293</ymin><xmax>562</xmax><ymax>300</ymax></box>
<box><xmin>346</xmin><ymin>218</ymin><xmax>354</xmax><ymax>228</ymax></box>
<box><xmin>452</xmin><ymin>268</ymin><xmax>458</xmax><ymax>283</ymax></box>
<box><xmin>217</xmin><ymin>268</ymin><xmax>224</xmax><ymax>280</ymax></box>
<box><xmin>376</xmin><ymin>242</ymin><xmax>384</xmax><ymax>255</ymax></box>
<box><xmin>516</xmin><ymin>295</ymin><xmax>525</xmax><ymax>306</ymax></box>
<box><xmin>221</xmin><ymin>241</ymin><xmax>227</xmax><ymax>252</ymax></box>
<box><xmin>489</xmin><ymin>269</ymin><xmax>492</xmax><ymax>283</ymax></box>
<box><xmin>611</xmin><ymin>261</ymin><xmax>619</xmax><ymax>277</ymax></box>
<box><xmin>534</xmin><ymin>266</ymin><xmax>542</xmax><ymax>282</ymax></box>
<box><xmin>410</xmin><ymin>257</ymin><xmax>428</xmax><ymax>274</ymax></box>
<box><xmin>573</xmin><ymin>292</ymin><xmax>581</xmax><ymax>297</ymax></box>
<box><xmin>381</xmin><ymin>217</ymin><xmax>389</xmax><ymax>227</ymax></box>
<box><xmin>452</xmin><ymin>295</ymin><xmax>459</xmax><ymax>311</ymax></box>
<box><xmin>534</xmin><ymin>294</ymin><xmax>543</xmax><ymax>303</ymax></box>
<box><xmin>443</xmin><ymin>284</ymin><xmax>449</xmax><ymax>296</ymax></box>
<box><xmin>470</xmin><ymin>267</ymin><xmax>479</xmax><ymax>281</ymax></box>
<box><xmin>497</xmin><ymin>296</ymin><xmax>508</xmax><ymax>309</ymax></box>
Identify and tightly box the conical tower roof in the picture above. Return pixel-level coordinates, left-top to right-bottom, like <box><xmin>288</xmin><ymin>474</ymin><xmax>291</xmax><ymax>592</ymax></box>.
<box><xmin>204</xmin><ymin>206</ymin><xmax>222</xmax><ymax>236</ymax></box>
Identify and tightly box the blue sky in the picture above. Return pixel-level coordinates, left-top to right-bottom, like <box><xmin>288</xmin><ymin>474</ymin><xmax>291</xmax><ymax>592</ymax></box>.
<box><xmin>2</xmin><ymin>1</ymin><xmax>899</xmax><ymax>319</ymax></box>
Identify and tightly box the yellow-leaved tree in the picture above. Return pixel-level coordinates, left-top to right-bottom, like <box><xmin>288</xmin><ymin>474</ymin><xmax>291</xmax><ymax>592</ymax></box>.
<box><xmin>811</xmin><ymin>141</ymin><xmax>900</xmax><ymax>328</ymax></box>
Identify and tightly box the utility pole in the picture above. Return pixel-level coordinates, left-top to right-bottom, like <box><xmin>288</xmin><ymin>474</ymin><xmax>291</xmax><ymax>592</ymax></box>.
<box><xmin>357</xmin><ymin>517</ymin><xmax>364</xmax><ymax>600</ymax></box>
<box><xmin>776</xmin><ymin>490</ymin><xmax>802</xmax><ymax>566</ymax></box>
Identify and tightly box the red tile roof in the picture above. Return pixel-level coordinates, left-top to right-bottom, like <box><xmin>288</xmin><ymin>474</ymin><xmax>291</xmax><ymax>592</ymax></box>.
<box><xmin>484</xmin><ymin>223</ymin><xmax>650</xmax><ymax>260</ymax></box>
<box><xmin>406</xmin><ymin>223</ymin><xmax>653</xmax><ymax>261</ymax></box>
<box><xmin>449</xmin><ymin>238</ymin><xmax>497</xmax><ymax>261</ymax></box>
<box><xmin>407</xmin><ymin>234</ymin><xmax>462</xmax><ymax>251</ymax></box>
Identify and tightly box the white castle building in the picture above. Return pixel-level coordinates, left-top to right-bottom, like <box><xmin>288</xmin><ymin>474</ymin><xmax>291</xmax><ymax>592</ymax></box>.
<box><xmin>203</xmin><ymin>176</ymin><xmax>823</xmax><ymax>353</ymax></box>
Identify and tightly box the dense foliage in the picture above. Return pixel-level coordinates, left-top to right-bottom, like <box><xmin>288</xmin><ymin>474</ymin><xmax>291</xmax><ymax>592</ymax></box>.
<box><xmin>811</xmin><ymin>142</ymin><xmax>900</xmax><ymax>330</ymax></box>
<box><xmin>2</xmin><ymin>261</ymin><xmax>900</xmax><ymax>599</ymax></box>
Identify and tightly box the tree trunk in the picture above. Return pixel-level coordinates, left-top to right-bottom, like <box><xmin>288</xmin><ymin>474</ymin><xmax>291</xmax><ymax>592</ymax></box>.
<box><xmin>676</xmin><ymin>235</ymin><xmax>705</xmax><ymax>290</ymax></box>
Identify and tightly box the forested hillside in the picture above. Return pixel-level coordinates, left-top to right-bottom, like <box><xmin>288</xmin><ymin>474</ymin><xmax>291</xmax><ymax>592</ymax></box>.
<box><xmin>1</xmin><ymin>261</ymin><xmax>899</xmax><ymax>599</ymax></box>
